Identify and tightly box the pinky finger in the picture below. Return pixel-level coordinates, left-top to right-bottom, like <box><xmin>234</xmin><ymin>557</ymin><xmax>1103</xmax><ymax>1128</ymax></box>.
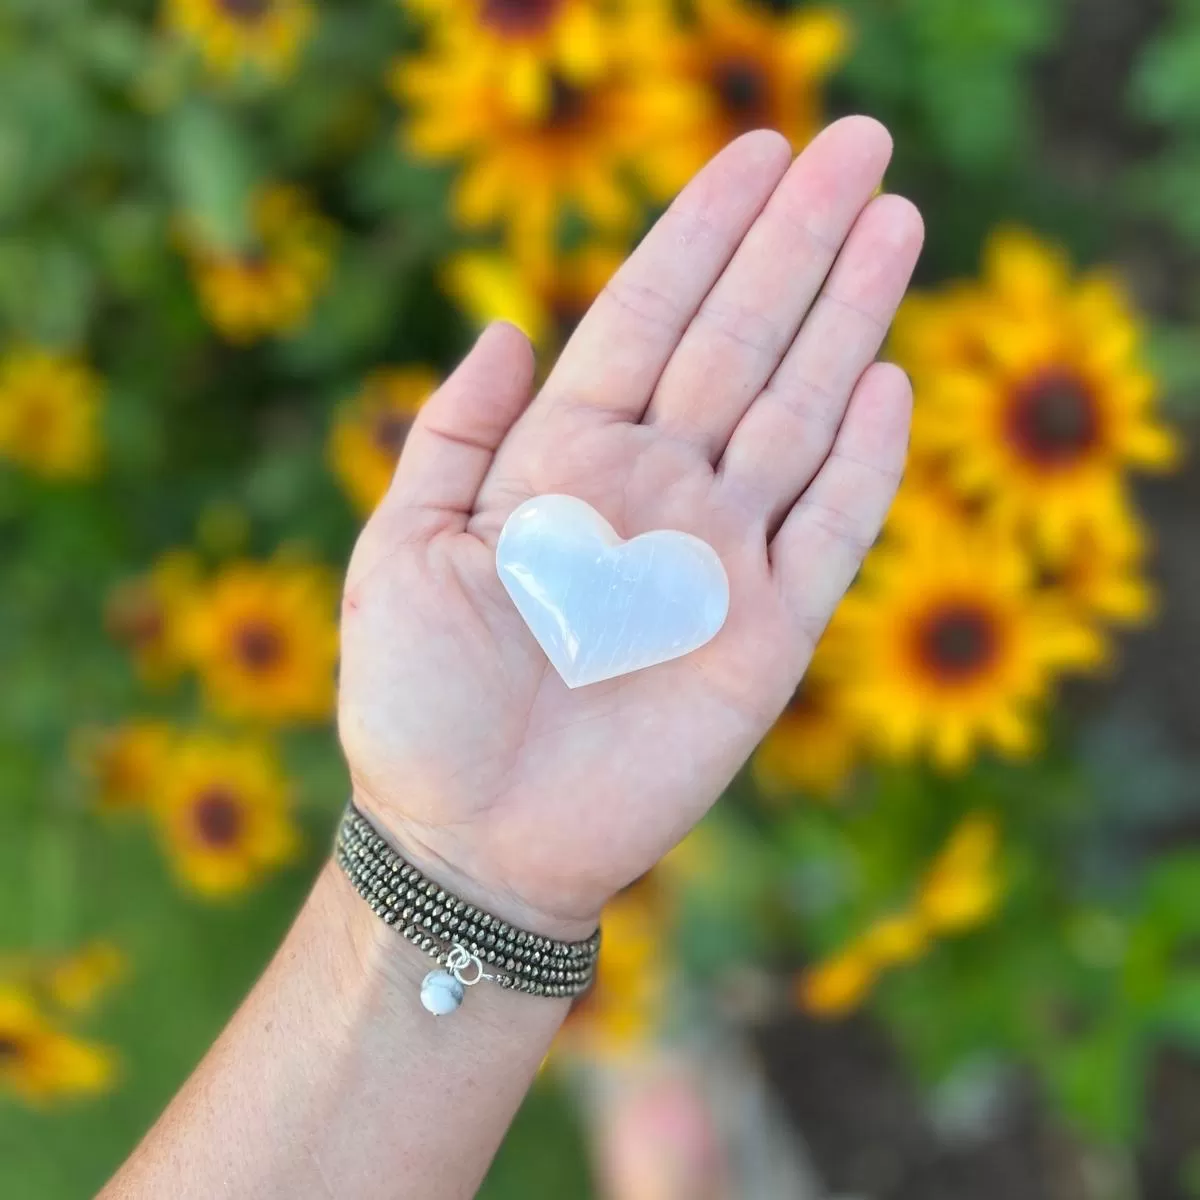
<box><xmin>771</xmin><ymin>361</ymin><xmax>912</xmax><ymax>656</ymax></box>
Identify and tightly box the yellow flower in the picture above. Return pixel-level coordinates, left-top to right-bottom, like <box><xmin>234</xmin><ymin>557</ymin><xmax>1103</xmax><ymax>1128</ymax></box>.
<box><xmin>105</xmin><ymin>551</ymin><xmax>201</xmax><ymax>685</ymax></box>
<box><xmin>181</xmin><ymin>559</ymin><xmax>338</xmax><ymax>724</ymax></box>
<box><xmin>796</xmin><ymin>940</ymin><xmax>878</xmax><ymax>1017</ymax></box>
<box><xmin>917</xmin><ymin>814</ymin><xmax>1003</xmax><ymax>933</ymax></box>
<box><xmin>44</xmin><ymin>943</ymin><xmax>126</xmax><ymax>1015</ymax></box>
<box><xmin>0</xmin><ymin>986</ymin><xmax>116</xmax><ymax>1105</ymax></box>
<box><xmin>328</xmin><ymin>367</ymin><xmax>440</xmax><ymax>516</ymax></box>
<box><xmin>859</xmin><ymin>912</ymin><xmax>930</xmax><ymax>967</ymax></box>
<box><xmin>153</xmin><ymin>732</ymin><xmax>299</xmax><ymax>898</ymax></box>
<box><xmin>896</xmin><ymin>228</ymin><xmax>1180</xmax><ymax>560</ymax></box>
<box><xmin>625</xmin><ymin>0</ymin><xmax>849</xmax><ymax>197</ymax></box>
<box><xmin>559</xmin><ymin>881</ymin><xmax>666</xmax><ymax>1057</ymax></box>
<box><xmin>1048</xmin><ymin>512</ymin><xmax>1156</xmax><ymax>629</ymax></box>
<box><xmin>164</xmin><ymin>0</ymin><xmax>314</xmax><ymax>79</ymax></box>
<box><xmin>78</xmin><ymin>721</ymin><xmax>173</xmax><ymax>813</ymax></box>
<box><xmin>753</xmin><ymin>668</ymin><xmax>860</xmax><ymax>800</ymax></box>
<box><xmin>402</xmin><ymin>0</ymin><xmax>610</xmax><ymax>115</ymax></box>
<box><xmin>394</xmin><ymin>28</ymin><xmax>648</xmax><ymax>267</ymax></box>
<box><xmin>830</xmin><ymin>520</ymin><xmax>1103</xmax><ymax>772</ymax></box>
<box><xmin>0</xmin><ymin>348</ymin><xmax>102</xmax><ymax>480</ymax></box>
<box><xmin>181</xmin><ymin>185</ymin><xmax>335</xmax><ymax>343</ymax></box>
<box><xmin>442</xmin><ymin>243</ymin><xmax>624</xmax><ymax>352</ymax></box>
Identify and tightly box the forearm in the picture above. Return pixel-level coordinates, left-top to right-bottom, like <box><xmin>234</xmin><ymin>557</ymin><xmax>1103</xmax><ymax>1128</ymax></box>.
<box><xmin>102</xmin><ymin>860</ymin><xmax>570</xmax><ymax>1200</ymax></box>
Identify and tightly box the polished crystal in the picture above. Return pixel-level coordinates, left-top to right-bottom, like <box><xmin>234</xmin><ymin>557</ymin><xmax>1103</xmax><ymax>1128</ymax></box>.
<box><xmin>495</xmin><ymin>494</ymin><xmax>729</xmax><ymax>689</ymax></box>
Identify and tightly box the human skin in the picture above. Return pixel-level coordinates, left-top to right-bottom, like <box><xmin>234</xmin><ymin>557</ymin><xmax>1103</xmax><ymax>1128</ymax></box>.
<box><xmin>101</xmin><ymin>116</ymin><xmax>924</xmax><ymax>1199</ymax></box>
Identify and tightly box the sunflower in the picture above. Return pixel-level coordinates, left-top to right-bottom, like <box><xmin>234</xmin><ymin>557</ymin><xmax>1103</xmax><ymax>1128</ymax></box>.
<box><xmin>78</xmin><ymin>720</ymin><xmax>173</xmax><ymax>813</ymax></box>
<box><xmin>164</xmin><ymin>0</ymin><xmax>314</xmax><ymax>79</ymax></box>
<box><xmin>896</xmin><ymin>228</ymin><xmax>1180</xmax><ymax>560</ymax></box>
<box><xmin>105</xmin><ymin>551</ymin><xmax>200</xmax><ymax>685</ymax></box>
<box><xmin>328</xmin><ymin>367</ymin><xmax>440</xmax><ymax>516</ymax></box>
<box><xmin>180</xmin><ymin>185</ymin><xmax>335</xmax><ymax>344</ymax></box>
<box><xmin>393</xmin><ymin>30</ymin><xmax>648</xmax><ymax>267</ymax></box>
<box><xmin>402</xmin><ymin>0</ymin><xmax>610</xmax><ymax>115</ymax></box>
<box><xmin>752</xmin><ymin>666</ymin><xmax>860</xmax><ymax>800</ymax></box>
<box><xmin>1047</xmin><ymin>512</ymin><xmax>1156</xmax><ymax>630</ymax></box>
<box><xmin>830</xmin><ymin>519</ymin><xmax>1103</xmax><ymax>772</ymax></box>
<box><xmin>624</xmin><ymin>0</ymin><xmax>849</xmax><ymax>197</ymax></box>
<box><xmin>0</xmin><ymin>986</ymin><xmax>115</xmax><ymax>1105</ymax></box>
<box><xmin>442</xmin><ymin>242</ymin><xmax>624</xmax><ymax>353</ymax></box>
<box><xmin>558</xmin><ymin>880</ymin><xmax>667</xmax><ymax>1058</ymax></box>
<box><xmin>181</xmin><ymin>559</ymin><xmax>338</xmax><ymax>724</ymax></box>
<box><xmin>916</xmin><ymin>813</ymin><xmax>1003</xmax><ymax>934</ymax></box>
<box><xmin>0</xmin><ymin>348</ymin><xmax>103</xmax><ymax>480</ymax></box>
<box><xmin>153</xmin><ymin>732</ymin><xmax>299</xmax><ymax>898</ymax></box>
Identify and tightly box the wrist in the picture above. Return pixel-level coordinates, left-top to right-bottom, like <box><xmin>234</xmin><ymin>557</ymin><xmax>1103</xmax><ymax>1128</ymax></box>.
<box><xmin>351</xmin><ymin>789</ymin><xmax>603</xmax><ymax>944</ymax></box>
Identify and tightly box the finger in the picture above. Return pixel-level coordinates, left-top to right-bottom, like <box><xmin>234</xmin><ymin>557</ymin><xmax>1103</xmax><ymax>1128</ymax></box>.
<box><xmin>387</xmin><ymin>321</ymin><xmax>536</xmax><ymax>529</ymax></box>
<box><xmin>535</xmin><ymin>129</ymin><xmax>792</xmax><ymax>423</ymax></box>
<box><xmin>771</xmin><ymin>361</ymin><xmax>912</xmax><ymax>657</ymax></box>
<box><xmin>719</xmin><ymin>193</ymin><xmax>924</xmax><ymax>532</ymax></box>
<box><xmin>645</xmin><ymin>116</ymin><xmax>893</xmax><ymax>459</ymax></box>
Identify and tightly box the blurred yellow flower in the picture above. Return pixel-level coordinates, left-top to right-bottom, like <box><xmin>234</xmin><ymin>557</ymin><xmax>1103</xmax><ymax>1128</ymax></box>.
<box><xmin>181</xmin><ymin>185</ymin><xmax>335</xmax><ymax>343</ymax></box>
<box><xmin>394</xmin><ymin>31</ymin><xmax>646</xmax><ymax>267</ymax></box>
<box><xmin>402</xmin><ymin>0</ymin><xmax>610</xmax><ymax>115</ymax></box>
<box><xmin>44</xmin><ymin>943</ymin><xmax>126</xmax><ymax>1016</ymax></box>
<box><xmin>625</xmin><ymin>0</ymin><xmax>849</xmax><ymax>197</ymax></box>
<box><xmin>442</xmin><ymin>243</ymin><xmax>624</xmax><ymax>352</ymax></box>
<box><xmin>896</xmin><ymin>228</ymin><xmax>1179</xmax><ymax>560</ymax></box>
<box><xmin>0</xmin><ymin>348</ymin><xmax>103</xmax><ymax>480</ymax></box>
<box><xmin>153</xmin><ymin>732</ymin><xmax>299</xmax><ymax>898</ymax></box>
<box><xmin>79</xmin><ymin>720</ymin><xmax>173</xmax><ymax>813</ymax></box>
<box><xmin>1050</xmin><ymin>516</ymin><xmax>1157</xmax><ymax>630</ymax></box>
<box><xmin>917</xmin><ymin>813</ymin><xmax>1003</xmax><ymax>934</ymax></box>
<box><xmin>165</xmin><ymin>0</ymin><xmax>314</xmax><ymax>79</ymax></box>
<box><xmin>181</xmin><ymin>559</ymin><xmax>338</xmax><ymax>724</ymax></box>
<box><xmin>559</xmin><ymin>881</ymin><xmax>666</xmax><ymax>1058</ymax></box>
<box><xmin>329</xmin><ymin>367</ymin><xmax>440</xmax><ymax>516</ymax></box>
<box><xmin>105</xmin><ymin>551</ymin><xmax>201</xmax><ymax>685</ymax></box>
<box><xmin>796</xmin><ymin>941</ymin><xmax>876</xmax><ymax>1017</ymax></box>
<box><xmin>831</xmin><ymin>520</ymin><xmax>1103</xmax><ymax>772</ymax></box>
<box><xmin>0</xmin><ymin>986</ymin><xmax>116</xmax><ymax>1105</ymax></box>
<box><xmin>800</xmin><ymin>819</ymin><xmax>1002</xmax><ymax>1019</ymax></box>
<box><xmin>752</xmin><ymin>670</ymin><xmax>860</xmax><ymax>800</ymax></box>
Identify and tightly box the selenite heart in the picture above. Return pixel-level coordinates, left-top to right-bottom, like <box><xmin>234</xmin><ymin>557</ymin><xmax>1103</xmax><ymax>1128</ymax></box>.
<box><xmin>495</xmin><ymin>494</ymin><xmax>729</xmax><ymax>689</ymax></box>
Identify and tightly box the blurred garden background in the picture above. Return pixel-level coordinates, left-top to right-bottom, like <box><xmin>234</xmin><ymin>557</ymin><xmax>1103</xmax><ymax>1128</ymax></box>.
<box><xmin>2</xmin><ymin>0</ymin><xmax>1199</xmax><ymax>1196</ymax></box>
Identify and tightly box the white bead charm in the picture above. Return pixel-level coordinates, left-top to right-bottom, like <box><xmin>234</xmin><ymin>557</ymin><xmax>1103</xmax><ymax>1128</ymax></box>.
<box><xmin>420</xmin><ymin>969</ymin><xmax>465</xmax><ymax>1015</ymax></box>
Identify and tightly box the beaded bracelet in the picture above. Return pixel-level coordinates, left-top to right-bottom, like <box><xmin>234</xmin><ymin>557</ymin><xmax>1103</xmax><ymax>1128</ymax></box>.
<box><xmin>335</xmin><ymin>801</ymin><xmax>601</xmax><ymax>1015</ymax></box>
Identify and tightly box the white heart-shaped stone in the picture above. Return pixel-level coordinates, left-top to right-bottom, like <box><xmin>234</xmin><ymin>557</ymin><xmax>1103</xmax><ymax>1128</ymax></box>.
<box><xmin>495</xmin><ymin>494</ymin><xmax>729</xmax><ymax>689</ymax></box>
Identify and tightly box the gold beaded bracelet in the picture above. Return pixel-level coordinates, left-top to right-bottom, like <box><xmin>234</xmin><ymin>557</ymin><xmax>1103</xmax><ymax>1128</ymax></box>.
<box><xmin>335</xmin><ymin>802</ymin><xmax>601</xmax><ymax>1015</ymax></box>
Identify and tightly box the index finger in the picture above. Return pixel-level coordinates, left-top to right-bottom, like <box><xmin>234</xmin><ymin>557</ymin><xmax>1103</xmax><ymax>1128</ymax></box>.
<box><xmin>535</xmin><ymin>130</ymin><xmax>792</xmax><ymax>423</ymax></box>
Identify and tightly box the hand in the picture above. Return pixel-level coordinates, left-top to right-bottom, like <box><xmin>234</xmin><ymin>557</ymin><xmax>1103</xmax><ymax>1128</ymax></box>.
<box><xmin>338</xmin><ymin>117</ymin><xmax>924</xmax><ymax>940</ymax></box>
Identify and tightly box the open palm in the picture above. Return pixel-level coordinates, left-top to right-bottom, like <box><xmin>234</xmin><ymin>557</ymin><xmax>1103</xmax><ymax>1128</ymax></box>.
<box><xmin>339</xmin><ymin>118</ymin><xmax>924</xmax><ymax>939</ymax></box>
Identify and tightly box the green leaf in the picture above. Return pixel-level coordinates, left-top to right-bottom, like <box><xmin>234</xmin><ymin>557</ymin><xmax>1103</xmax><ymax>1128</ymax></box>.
<box><xmin>159</xmin><ymin>102</ymin><xmax>258</xmax><ymax>253</ymax></box>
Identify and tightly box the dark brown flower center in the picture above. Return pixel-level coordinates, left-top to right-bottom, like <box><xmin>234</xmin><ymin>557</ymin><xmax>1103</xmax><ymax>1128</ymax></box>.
<box><xmin>235</xmin><ymin>621</ymin><xmax>285</xmax><ymax>672</ymax></box>
<box><xmin>218</xmin><ymin>0</ymin><xmax>271</xmax><ymax>20</ymax></box>
<box><xmin>544</xmin><ymin>74</ymin><xmax>588</xmax><ymax>129</ymax></box>
<box><xmin>712</xmin><ymin>58</ymin><xmax>769</xmax><ymax>126</ymax></box>
<box><xmin>1006</xmin><ymin>369</ymin><xmax>1100</xmax><ymax>469</ymax></box>
<box><xmin>480</xmin><ymin>0</ymin><xmax>561</xmax><ymax>35</ymax></box>
<box><xmin>372</xmin><ymin>411</ymin><xmax>412</xmax><ymax>457</ymax></box>
<box><xmin>192</xmin><ymin>787</ymin><xmax>244</xmax><ymax>849</ymax></box>
<box><xmin>0</xmin><ymin>1035</ymin><xmax>24</xmax><ymax>1062</ymax></box>
<box><xmin>916</xmin><ymin>604</ymin><xmax>999</xmax><ymax>683</ymax></box>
